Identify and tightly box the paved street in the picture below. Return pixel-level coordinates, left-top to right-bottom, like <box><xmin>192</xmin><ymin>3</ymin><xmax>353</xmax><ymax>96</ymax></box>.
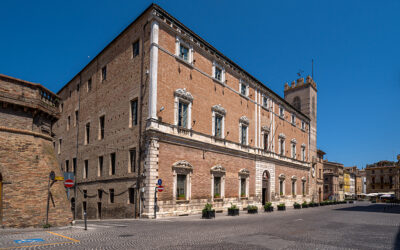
<box><xmin>1</xmin><ymin>202</ymin><xmax>399</xmax><ymax>249</ymax></box>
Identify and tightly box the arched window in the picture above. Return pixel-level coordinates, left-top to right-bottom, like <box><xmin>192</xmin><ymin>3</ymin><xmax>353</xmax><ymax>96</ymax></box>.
<box><xmin>293</xmin><ymin>96</ymin><xmax>301</xmax><ymax>111</ymax></box>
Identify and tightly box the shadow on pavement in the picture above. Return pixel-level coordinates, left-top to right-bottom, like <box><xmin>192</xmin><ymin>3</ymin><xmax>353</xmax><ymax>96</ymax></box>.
<box><xmin>395</xmin><ymin>227</ymin><xmax>400</xmax><ymax>249</ymax></box>
<box><xmin>334</xmin><ymin>204</ymin><xmax>400</xmax><ymax>214</ymax></box>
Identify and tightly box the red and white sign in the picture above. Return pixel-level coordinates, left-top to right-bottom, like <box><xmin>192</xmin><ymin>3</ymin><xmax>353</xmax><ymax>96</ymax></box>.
<box><xmin>64</xmin><ymin>179</ymin><xmax>74</xmax><ymax>188</ymax></box>
<box><xmin>156</xmin><ymin>185</ymin><xmax>164</xmax><ymax>192</ymax></box>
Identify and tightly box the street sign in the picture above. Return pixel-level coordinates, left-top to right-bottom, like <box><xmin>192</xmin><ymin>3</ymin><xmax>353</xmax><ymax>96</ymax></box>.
<box><xmin>15</xmin><ymin>238</ymin><xmax>44</xmax><ymax>244</ymax></box>
<box><xmin>156</xmin><ymin>185</ymin><xmax>164</xmax><ymax>192</ymax></box>
<box><xmin>55</xmin><ymin>176</ymin><xmax>64</xmax><ymax>181</ymax></box>
<box><xmin>64</xmin><ymin>179</ymin><xmax>74</xmax><ymax>188</ymax></box>
<box><xmin>157</xmin><ymin>179</ymin><xmax>162</xmax><ymax>186</ymax></box>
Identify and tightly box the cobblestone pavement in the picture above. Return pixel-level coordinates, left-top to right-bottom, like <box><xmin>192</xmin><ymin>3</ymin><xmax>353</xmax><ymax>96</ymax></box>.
<box><xmin>1</xmin><ymin>201</ymin><xmax>399</xmax><ymax>249</ymax></box>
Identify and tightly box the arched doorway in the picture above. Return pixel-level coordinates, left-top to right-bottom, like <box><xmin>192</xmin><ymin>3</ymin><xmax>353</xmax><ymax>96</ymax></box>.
<box><xmin>262</xmin><ymin>171</ymin><xmax>270</xmax><ymax>205</ymax></box>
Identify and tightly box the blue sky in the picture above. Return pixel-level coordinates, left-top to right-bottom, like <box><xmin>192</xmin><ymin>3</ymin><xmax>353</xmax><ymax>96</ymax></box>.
<box><xmin>1</xmin><ymin>0</ymin><xmax>399</xmax><ymax>168</ymax></box>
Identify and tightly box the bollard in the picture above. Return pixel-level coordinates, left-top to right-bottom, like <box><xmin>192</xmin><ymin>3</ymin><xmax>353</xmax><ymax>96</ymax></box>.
<box><xmin>84</xmin><ymin>211</ymin><xmax>87</xmax><ymax>230</ymax></box>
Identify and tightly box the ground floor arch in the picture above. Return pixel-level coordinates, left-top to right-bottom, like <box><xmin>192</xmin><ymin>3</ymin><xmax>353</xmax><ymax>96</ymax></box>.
<box><xmin>262</xmin><ymin>170</ymin><xmax>270</xmax><ymax>205</ymax></box>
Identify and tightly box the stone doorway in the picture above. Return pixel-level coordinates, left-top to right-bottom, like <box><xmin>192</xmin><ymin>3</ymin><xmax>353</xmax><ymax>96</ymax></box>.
<box><xmin>262</xmin><ymin>171</ymin><xmax>270</xmax><ymax>205</ymax></box>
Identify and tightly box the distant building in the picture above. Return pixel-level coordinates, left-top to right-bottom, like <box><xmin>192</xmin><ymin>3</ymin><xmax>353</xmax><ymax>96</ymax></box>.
<box><xmin>0</xmin><ymin>74</ymin><xmax>72</xmax><ymax>227</ymax></box>
<box><xmin>323</xmin><ymin>160</ymin><xmax>344</xmax><ymax>201</ymax></box>
<box><xmin>366</xmin><ymin>161</ymin><xmax>399</xmax><ymax>195</ymax></box>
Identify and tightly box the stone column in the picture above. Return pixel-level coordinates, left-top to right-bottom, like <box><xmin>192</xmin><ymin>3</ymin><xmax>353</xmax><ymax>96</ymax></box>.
<box><xmin>142</xmin><ymin>137</ymin><xmax>159</xmax><ymax>218</ymax></box>
<box><xmin>148</xmin><ymin>20</ymin><xmax>159</xmax><ymax>120</ymax></box>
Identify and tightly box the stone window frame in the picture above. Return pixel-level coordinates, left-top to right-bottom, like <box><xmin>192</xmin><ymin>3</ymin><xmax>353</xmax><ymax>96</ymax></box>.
<box><xmin>74</xmin><ymin>109</ymin><xmax>79</xmax><ymax>127</ymax></box>
<box><xmin>101</xmin><ymin>65</ymin><xmax>107</xmax><ymax>82</ymax></box>
<box><xmin>109</xmin><ymin>152</ymin><xmax>116</xmax><ymax>176</ymax></box>
<box><xmin>239</xmin><ymin>116</ymin><xmax>250</xmax><ymax>145</ymax></box>
<box><xmin>98</xmin><ymin>155</ymin><xmax>104</xmax><ymax>177</ymax></box>
<box><xmin>83</xmin><ymin>159</ymin><xmax>89</xmax><ymax>179</ymax></box>
<box><xmin>301</xmin><ymin>144</ymin><xmax>306</xmax><ymax>161</ymax></box>
<box><xmin>291</xmin><ymin>113</ymin><xmax>296</xmax><ymax>125</ymax></box>
<box><xmin>278</xmin><ymin>133</ymin><xmax>286</xmax><ymax>156</ymax></box>
<box><xmin>174</xmin><ymin>89</ymin><xmax>193</xmax><ymax>129</ymax></box>
<box><xmin>128</xmin><ymin>147</ymin><xmax>136</xmax><ymax>173</ymax></box>
<box><xmin>279</xmin><ymin>105</ymin><xmax>285</xmax><ymax>119</ymax></box>
<box><xmin>238</xmin><ymin>168</ymin><xmax>250</xmax><ymax>198</ymax></box>
<box><xmin>291</xmin><ymin>138</ymin><xmax>297</xmax><ymax>159</ymax></box>
<box><xmin>175</xmin><ymin>36</ymin><xmax>193</xmax><ymax>64</ymax></box>
<box><xmin>291</xmin><ymin>176</ymin><xmax>297</xmax><ymax>196</ymax></box>
<box><xmin>98</xmin><ymin>114</ymin><xmax>105</xmax><ymax>140</ymax></box>
<box><xmin>239</xmin><ymin>79</ymin><xmax>249</xmax><ymax>97</ymax></box>
<box><xmin>212</xmin><ymin>61</ymin><xmax>225</xmax><ymax>83</ymax></box>
<box><xmin>211</xmin><ymin>165</ymin><xmax>226</xmax><ymax>200</ymax></box>
<box><xmin>262</xmin><ymin>95</ymin><xmax>269</xmax><ymax>109</ymax></box>
<box><xmin>279</xmin><ymin>174</ymin><xmax>286</xmax><ymax>195</ymax></box>
<box><xmin>301</xmin><ymin>177</ymin><xmax>307</xmax><ymax>195</ymax></box>
<box><xmin>261</xmin><ymin>126</ymin><xmax>270</xmax><ymax>151</ymax></box>
<box><xmin>84</xmin><ymin>121</ymin><xmax>91</xmax><ymax>145</ymax></box>
<box><xmin>172</xmin><ymin>160</ymin><xmax>193</xmax><ymax>201</ymax></box>
<box><xmin>211</xmin><ymin>104</ymin><xmax>226</xmax><ymax>139</ymax></box>
<box><xmin>132</xmin><ymin>39</ymin><xmax>140</xmax><ymax>58</ymax></box>
<box><xmin>129</xmin><ymin>98</ymin><xmax>138</xmax><ymax>128</ymax></box>
<box><xmin>301</xmin><ymin>120</ymin><xmax>305</xmax><ymax>131</ymax></box>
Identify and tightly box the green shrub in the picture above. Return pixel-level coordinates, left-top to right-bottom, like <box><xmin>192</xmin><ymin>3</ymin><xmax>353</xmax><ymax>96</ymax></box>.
<box><xmin>229</xmin><ymin>203</ymin><xmax>238</xmax><ymax>210</ymax></box>
<box><xmin>247</xmin><ymin>205</ymin><xmax>258</xmax><ymax>211</ymax></box>
<box><xmin>277</xmin><ymin>203</ymin><xmax>285</xmax><ymax>208</ymax></box>
<box><xmin>264</xmin><ymin>202</ymin><xmax>272</xmax><ymax>209</ymax></box>
<box><xmin>202</xmin><ymin>203</ymin><xmax>214</xmax><ymax>213</ymax></box>
<box><xmin>42</xmin><ymin>223</ymin><xmax>51</xmax><ymax>228</ymax></box>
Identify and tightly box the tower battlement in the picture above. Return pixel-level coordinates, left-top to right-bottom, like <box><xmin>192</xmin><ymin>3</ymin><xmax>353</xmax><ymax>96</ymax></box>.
<box><xmin>284</xmin><ymin>76</ymin><xmax>317</xmax><ymax>93</ymax></box>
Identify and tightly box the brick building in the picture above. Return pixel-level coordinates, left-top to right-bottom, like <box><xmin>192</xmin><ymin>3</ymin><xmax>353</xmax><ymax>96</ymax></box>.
<box><xmin>366</xmin><ymin>160</ymin><xmax>399</xmax><ymax>194</ymax></box>
<box><xmin>323</xmin><ymin>160</ymin><xmax>344</xmax><ymax>201</ymax></box>
<box><xmin>54</xmin><ymin>4</ymin><xmax>318</xmax><ymax>219</ymax></box>
<box><xmin>0</xmin><ymin>74</ymin><xmax>72</xmax><ymax>227</ymax></box>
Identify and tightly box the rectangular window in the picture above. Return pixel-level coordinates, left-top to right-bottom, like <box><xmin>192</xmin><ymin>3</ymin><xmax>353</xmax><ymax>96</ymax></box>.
<box><xmin>83</xmin><ymin>190</ymin><xmax>87</xmax><ymax>199</ymax></box>
<box><xmin>109</xmin><ymin>189</ymin><xmax>114</xmax><ymax>203</ymax></box>
<box><xmin>102</xmin><ymin>66</ymin><xmax>107</xmax><ymax>81</ymax></box>
<box><xmin>302</xmin><ymin>182</ymin><xmax>305</xmax><ymax>195</ymax></box>
<box><xmin>65</xmin><ymin>160</ymin><xmax>69</xmax><ymax>172</ymax></box>
<box><xmin>264</xmin><ymin>133</ymin><xmax>269</xmax><ymax>151</ymax></box>
<box><xmin>292</xmin><ymin>181</ymin><xmax>296</xmax><ymax>195</ymax></box>
<box><xmin>280</xmin><ymin>180</ymin><xmax>284</xmax><ymax>195</ymax></box>
<box><xmin>98</xmin><ymin>156</ymin><xmax>103</xmax><ymax>177</ymax></box>
<box><xmin>73</xmin><ymin>158</ymin><xmax>77</xmax><ymax>175</ymax></box>
<box><xmin>87</xmin><ymin>78</ymin><xmax>92</xmax><ymax>92</ymax></box>
<box><xmin>240</xmin><ymin>82</ymin><xmax>247</xmax><ymax>95</ymax></box>
<box><xmin>240</xmin><ymin>178</ymin><xmax>246</xmax><ymax>197</ymax></box>
<box><xmin>179</xmin><ymin>44</ymin><xmax>189</xmax><ymax>61</ymax></box>
<box><xmin>176</xmin><ymin>174</ymin><xmax>186</xmax><ymax>199</ymax></box>
<box><xmin>85</xmin><ymin>123</ymin><xmax>90</xmax><ymax>144</ymax></box>
<box><xmin>178</xmin><ymin>101</ymin><xmax>188</xmax><ymax>128</ymax></box>
<box><xmin>214</xmin><ymin>114</ymin><xmax>223</xmax><ymax>138</ymax></box>
<box><xmin>301</xmin><ymin>147</ymin><xmax>305</xmax><ymax>161</ymax></box>
<box><xmin>132</xmin><ymin>41</ymin><xmax>139</xmax><ymax>58</ymax></box>
<box><xmin>99</xmin><ymin>115</ymin><xmax>105</xmax><ymax>140</ymax></box>
<box><xmin>110</xmin><ymin>153</ymin><xmax>116</xmax><ymax>175</ymax></box>
<box><xmin>130</xmin><ymin>100</ymin><xmax>138</xmax><ymax>127</ymax></box>
<box><xmin>280</xmin><ymin>139</ymin><xmax>285</xmax><ymax>155</ymax></box>
<box><xmin>279</xmin><ymin>106</ymin><xmax>284</xmax><ymax>118</ymax></box>
<box><xmin>241</xmin><ymin>125</ymin><xmax>247</xmax><ymax>145</ymax></box>
<box><xmin>67</xmin><ymin>116</ymin><xmax>70</xmax><ymax>131</ymax></box>
<box><xmin>291</xmin><ymin>143</ymin><xmax>296</xmax><ymax>158</ymax></box>
<box><xmin>129</xmin><ymin>148</ymin><xmax>136</xmax><ymax>173</ymax></box>
<box><xmin>301</xmin><ymin>121</ymin><xmax>305</xmax><ymax>130</ymax></box>
<box><xmin>75</xmin><ymin>110</ymin><xmax>79</xmax><ymax>127</ymax></box>
<box><xmin>58</xmin><ymin>139</ymin><xmax>62</xmax><ymax>154</ymax></box>
<box><xmin>214</xmin><ymin>66</ymin><xmax>222</xmax><ymax>81</ymax></box>
<box><xmin>291</xmin><ymin>114</ymin><xmax>295</xmax><ymax>124</ymax></box>
<box><xmin>84</xmin><ymin>160</ymin><xmax>88</xmax><ymax>179</ymax></box>
<box><xmin>214</xmin><ymin>176</ymin><xmax>221</xmax><ymax>198</ymax></box>
<box><xmin>263</xmin><ymin>96</ymin><xmax>268</xmax><ymax>108</ymax></box>
<box><xmin>98</xmin><ymin>189</ymin><xmax>103</xmax><ymax>199</ymax></box>
<box><xmin>129</xmin><ymin>188</ymin><xmax>135</xmax><ymax>204</ymax></box>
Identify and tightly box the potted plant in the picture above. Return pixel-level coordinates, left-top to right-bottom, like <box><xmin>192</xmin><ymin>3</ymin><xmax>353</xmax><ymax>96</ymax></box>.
<box><xmin>293</xmin><ymin>202</ymin><xmax>301</xmax><ymax>209</ymax></box>
<box><xmin>301</xmin><ymin>201</ymin><xmax>308</xmax><ymax>208</ymax></box>
<box><xmin>277</xmin><ymin>203</ymin><xmax>286</xmax><ymax>211</ymax></box>
<box><xmin>202</xmin><ymin>203</ymin><xmax>215</xmax><ymax>219</ymax></box>
<box><xmin>308</xmin><ymin>202</ymin><xmax>314</xmax><ymax>207</ymax></box>
<box><xmin>280</xmin><ymin>192</ymin><xmax>284</xmax><ymax>197</ymax></box>
<box><xmin>247</xmin><ymin>205</ymin><xmax>258</xmax><ymax>214</ymax></box>
<box><xmin>264</xmin><ymin>202</ymin><xmax>274</xmax><ymax>212</ymax></box>
<box><xmin>228</xmin><ymin>204</ymin><xmax>239</xmax><ymax>216</ymax></box>
<box><xmin>214</xmin><ymin>193</ymin><xmax>221</xmax><ymax>199</ymax></box>
<box><xmin>240</xmin><ymin>192</ymin><xmax>246</xmax><ymax>198</ymax></box>
<box><xmin>177</xmin><ymin>194</ymin><xmax>186</xmax><ymax>200</ymax></box>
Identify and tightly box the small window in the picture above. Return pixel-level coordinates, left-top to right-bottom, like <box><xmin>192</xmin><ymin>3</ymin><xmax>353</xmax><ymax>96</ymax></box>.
<box><xmin>60</xmin><ymin>103</ymin><xmax>64</xmax><ymax>112</ymax></box>
<box><xmin>87</xmin><ymin>78</ymin><xmax>92</xmax><ymax>92</ymax></box>
<box><xmin>291</xmin><ymin>114</ymin><xmax>295</xmax><ymax>125</ymax></box>
<box><xmin>279</xmin><ymin>139</ymin><xmax>285</xmax><ymax>156</ymax></box>
<box><xmin>77</xmin><ymin>83</ymin><xmax>80</xmax><ymax>92</ymax></box>
<box><xmin>102</xmin><ymin>66</ymin><xmax>107</xmax><ymax>81</ymax></box>
<box><xmin>240</xmin><ymin>81</ymin><xmax>247</xmax><ymax>96</ymax></box>
<box><xmin>129</xmin><ymin>188</ymin><xmax>135</xmax><ymax>204</ymax></box>
<box><xmin>99</xmin><ymin>115</ymin><xmax>105</xmax><ymax>140</ymax></box>
<box><xmin>263</xmin><ymin>133</ymin><xmax>269</xmax><ymax>151</ymax></box>
<box><xmin>279</xmin><ymin>106</ymin><xmax>284</xmax><ymax>118</ymax></box>
<box><xmin>83</xmin><ymin>190</ymin><xmax>87</xmax><ymax>199</ymax></box>
<box><xmin>69</xmin><ymin>90</ymin><xmax>72</xmax><ymax>98</ymax></box>
<box><xmin>292</xmin><ymin>180</ymin><xmax>296</xmax><ymax>195</ymax></box>
<box><xmin>75</xmin><ymin>110</ymin><xmax>79</xmax><ymax>127</ymax></box>
<box><xmin>279</xmin><ymin>180</ymin><xmax>284</xmax><ymax>195</ymax></box>
<box><xmin>84</xmin><ymin>160</ymin><xmax>89</xmax><ymax>179</ymax></box>
<box><xmin>67</xmin><ymin>116</ymin><xmax>71</xmax><ymax>131</ymax></box>
<box><xmin>65</xmin><ymin>160</ymin><xmax>69</xmax><ymax>172</ymax></box>
<box><xmin>263</xmin><ymin>96</ymin><xmax>268</xmax><ymax>108</ymax></box>
<box><xmin>73</xmin><ymin>158</ymin><xmax>77</xmax><ymax>175</ymax></box>
<box><xmin>178</xmin><ymin>101</ymin><xmax>188</xmax><ymax>128</ymax></box>
<box><xmin>130</xmin><ymin>100</ymin><xmax>138</xmax><ymax>127</ymax></box>
<box><xmin>58</xmin><ymin>139</ymin><xmax>62</xmax><ymax>154</ymax></box>
<box><xmin>214</xmin><ymin>176</ymin><xmax>221</xmax><ymax>198</ymax></box>
<box><xmin>214</xmin><ymin>114</ymin><xmax>223</xmax><ymax>138</ymax></box>
<box><xmin>98</xmin><ymin>189</ymin><xmax>103</xmax><ymax>199</ymax></box>
<box><xmin>179</xmin><ymin>44</ymin><xmax>189</xmax><ymax>62</ymax></box>
<box><xmin>110</xmin><ymin>153</ymin><xmax>116</xmax><ymax>175</ymax></box>
<box><xmin>132</xmin><ymin>41</ymin><xmax>139</xmax><ymax>58</ymax></box>
<box><xmin>129</xmin><ymin>148</ymin><xmax>136</xmax><ymax>173</ymax></box>
<box><xmin>301</xmin><ymin>147</ymin><xmax>306</xmax><ymax>161</ymax></box>
<box><xmin>214</xmin><ymin>66</ymin><xmax>222</xmax><ymax>81</ymax></box>
<box><xmin>302</xmin><ymin>181</ymin><xmax>305</xmax><ymax>195</ymax></box>
<box><xmin>177</xmin><ymin>174</ymin><xmax>186</xmax><ymax>199</ymax></box>
<box><xmin>291</xmin><ymin>143</ymin><xmax>296</xmax><ymax>158</ymax></box>
<box><xmin>301</xmin><ymin>121</ymin><xmax>305</xmax><ymax>130</ymax></box>
<box><xmin>98</xmin><ymin>156</ymin><xmax>103</xmax><ymax>177</ymax></box>
<box><xmin>241</xmin><ymin>125</ymin><xmax>248</xmax><ymax>145</ymax></box>
<box><xmin>109</xmin><ymin>189</ymin><xmax>114</xmax><ymax>203</ymax></box>
<box><xmin>85</xmin><ymin>123</ymin><xmax>90</xmax><ymax>144</ymax></box>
